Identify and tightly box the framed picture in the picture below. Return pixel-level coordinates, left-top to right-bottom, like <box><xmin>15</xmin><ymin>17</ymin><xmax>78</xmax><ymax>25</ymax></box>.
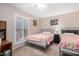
<box><xmin>50</xmin><ymin>19</ymin><xmax>58</xmax><ymax>25</ymax></box>
<box><xmin>33</xmin><ymin>20</ymin><xmax>38</xmax><ymax>26</ymax></box>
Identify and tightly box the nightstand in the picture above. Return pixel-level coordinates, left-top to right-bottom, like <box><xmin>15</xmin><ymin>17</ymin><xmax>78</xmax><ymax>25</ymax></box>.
<box><xmin>54</xmin><ymin>34</ymin><xmax>60</xmax><ymax>44</ymax></box>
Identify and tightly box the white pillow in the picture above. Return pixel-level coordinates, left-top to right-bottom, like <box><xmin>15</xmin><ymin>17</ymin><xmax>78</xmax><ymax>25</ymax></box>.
<box><xmin>63</xmin><ymin>33</ymin><xmax>74</xmax><ymax>35</ymax></box>
<box><xmin>42</xmin><ymin>32</ymin><xmax>51</xmax><ymax>35</ymax></box>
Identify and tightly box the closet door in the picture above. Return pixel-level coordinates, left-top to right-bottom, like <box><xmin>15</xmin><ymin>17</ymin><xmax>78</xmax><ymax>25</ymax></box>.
<box><xmin>15</xmin><ymin>16</ymin><xmax>23</xmax><ymax>44</ymax></box>
<box><xmin>23</xmin><ymin>18</ymin><xmax>28</xmax><ymax>39</ymax></box>
<box><xmin>14</xmin><ymin>14</ymin><xmax>28</xmax><ymax>45</ymax></box>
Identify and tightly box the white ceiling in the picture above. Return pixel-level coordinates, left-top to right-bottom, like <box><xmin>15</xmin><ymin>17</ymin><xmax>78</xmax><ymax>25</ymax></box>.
<box><xmin>9</xmin><ymin>3</ymin><xmax>79</xmax><ymax>18</ymax></box>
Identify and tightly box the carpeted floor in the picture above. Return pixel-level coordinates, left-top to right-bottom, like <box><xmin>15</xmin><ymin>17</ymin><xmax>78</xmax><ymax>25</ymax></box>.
<box><xmin>12</xmin><ymin>44</ymin><xmax>59</xmax><ymax>56</ymax></box>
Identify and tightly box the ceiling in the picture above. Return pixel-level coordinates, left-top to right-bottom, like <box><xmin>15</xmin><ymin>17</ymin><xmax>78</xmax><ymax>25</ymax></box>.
<box><xmin>9</xmin><ymin>3</ymin><xmax>79</xmax><ymax>18</ymax></box>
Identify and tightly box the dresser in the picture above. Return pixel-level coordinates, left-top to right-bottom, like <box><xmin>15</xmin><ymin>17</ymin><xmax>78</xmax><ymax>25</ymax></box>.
<box><xmin>0</xmin><ymin>21</ymin><xmax>12</xmax><ymax>56</ymax></box>
<box><xmin>0</xmin><ymin>40</ymin><xmax>12</xmax><ymax>56</ymax></box>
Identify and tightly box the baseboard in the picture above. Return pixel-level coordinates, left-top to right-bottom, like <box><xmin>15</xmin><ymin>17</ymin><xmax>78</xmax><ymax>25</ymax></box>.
<box><xmin>12</xmin><ymin>42</ymin><xmax>25</xmax><ymax>50</ymax></box>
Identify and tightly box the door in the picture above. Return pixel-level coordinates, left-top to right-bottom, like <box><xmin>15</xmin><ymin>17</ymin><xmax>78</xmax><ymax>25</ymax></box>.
<box><xmin>14</xmin><ymin>14</ymin><xmax>28</xmax><ymax>45</ymax></box>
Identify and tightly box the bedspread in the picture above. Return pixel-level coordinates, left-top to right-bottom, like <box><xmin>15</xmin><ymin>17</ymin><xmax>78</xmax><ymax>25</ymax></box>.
<box><xmin>26</xmin><ymin>34</ymin><xmax>53</xmax><ymax>45</ymax></box>
<box><xmin>58</xmin><ymin>34</ymin><xmax>79</xmax><ymax>49</ymax></box>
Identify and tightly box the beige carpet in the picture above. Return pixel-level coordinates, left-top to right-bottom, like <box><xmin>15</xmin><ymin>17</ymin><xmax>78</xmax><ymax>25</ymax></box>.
<box><xmin>12</xmin><ymin>44</ymin><xmax>59</xmax><ymax>56</ymax></box>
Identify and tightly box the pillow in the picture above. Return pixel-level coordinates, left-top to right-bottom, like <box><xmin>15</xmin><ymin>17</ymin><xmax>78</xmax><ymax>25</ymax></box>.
<box><xmin>42</xmin><ymin>32</ymin><xmax>51</xmax><ymax>35</ymax></box>
<box><xmin>62</xmin><ymin>33</ymin><xmax>75</xmax><ymax>35</ymax></box>
<box><xmin>61</xmin><ymin>33</ymin><xmax>77</xmax><ymax>38</ymax></box>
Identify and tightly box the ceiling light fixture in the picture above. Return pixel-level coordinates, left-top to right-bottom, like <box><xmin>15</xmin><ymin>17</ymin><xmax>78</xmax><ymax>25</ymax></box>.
<box><xmin>30</xmin><ymin>3</ymin><xmax>47</xmax><ymax>9</ymax></box>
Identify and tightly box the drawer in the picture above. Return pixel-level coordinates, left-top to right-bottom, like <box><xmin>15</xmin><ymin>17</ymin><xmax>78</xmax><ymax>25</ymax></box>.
<box><xmin>1</xmin><ymin>43</ymin><xmax>11</xmax><ymax>52</ymax></box>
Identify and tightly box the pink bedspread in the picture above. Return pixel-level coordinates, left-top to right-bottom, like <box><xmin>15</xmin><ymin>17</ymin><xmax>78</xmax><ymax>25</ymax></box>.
<box><xmin>58</xmin><ymin>34</ymin><xmax>79</xmax><ymax>49</ymax></box>
<box><xmin>26</xmin><ymin>34</ymin><xmax>53</xmax><ymax>45</ymax></box>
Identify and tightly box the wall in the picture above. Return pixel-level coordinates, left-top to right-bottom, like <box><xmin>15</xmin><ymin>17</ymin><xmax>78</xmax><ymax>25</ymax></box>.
<box><xmin>39</xmin><ymin>11</ymin><xmax>79</xmax><ymax>31</ymax></box>
<box><xmin>1</xmin><ymin>3</ymin><xmax>79</xmax><ymax>49</ymax></box>
<box><xmin>29</xmin><ymin>17</ymin><xmax>41</xmax><ymax>34</ymax></box>
<box><xmin>0</xmin><ymin>4</ymin><xmax>40</xmax><ymax>49</ymax></box>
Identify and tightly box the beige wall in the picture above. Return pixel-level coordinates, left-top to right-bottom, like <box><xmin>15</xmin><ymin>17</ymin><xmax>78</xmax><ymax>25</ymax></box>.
<box><xmin>1</xmin><ymin>3</ymin><xmax>79</xmax><ymax>49</ymax></box>
<box><xmin>29</xmin><ymin>17</ymin><xmax>41</xmax><ymax>34</ymax></box>
<box><xmin>0</xmin><ymin>4</ymin><xmax>40</xmax><ymax>44</ymax></box>
<box><xmin>39</xmin><ymin>11</ymin><xmax>79</xmax><ymax>30</ymax></box>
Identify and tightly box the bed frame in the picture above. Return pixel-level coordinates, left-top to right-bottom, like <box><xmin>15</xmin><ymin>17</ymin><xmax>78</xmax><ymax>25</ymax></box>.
<box><xmin>26</xmin><ymin>39</ymin><xmax>53</xmax><ymax>50</ymax></box>
<box><xmin>60</xmin><ymin>27</ymin><xmax>79</xmax><ymax>56</ymax></box>
<box><xmin>61</xmin><ymin>27</ymin><xmax>79</xmax><ymax>34</ymax></box>
<box><xmin>26</xmin><ymin>29</ymin><xmax>54</xmax><ymax>49</ymax></box>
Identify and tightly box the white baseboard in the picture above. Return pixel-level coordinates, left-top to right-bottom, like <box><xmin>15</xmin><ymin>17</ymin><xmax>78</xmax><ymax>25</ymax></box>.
<box><xmin>12</xmin><ymin>42</ymin><xmax>25</xmax><ymax>50</ymax></box>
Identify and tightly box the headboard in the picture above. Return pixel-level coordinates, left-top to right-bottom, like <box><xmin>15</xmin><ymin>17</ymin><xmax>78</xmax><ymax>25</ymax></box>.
<box><xmin>62</xmin><ymin>30</ymin><xmax>79</xmax><ymax>34</ymax></box>
<box><xmin>61</xmin><ymin>27</ymin><xmax>79</xmax><ymax>34</ymax></box>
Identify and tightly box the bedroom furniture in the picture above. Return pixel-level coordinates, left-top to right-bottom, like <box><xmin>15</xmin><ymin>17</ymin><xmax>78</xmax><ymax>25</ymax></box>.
<box><xmin>26</xmin><ymin>29</ymin><xmax>54</xmax><ymax>49</ymax></box>
<box><xmin>62</xmin><ymin>30</ymin><xmax>79</xmax><ymax>34</ymax></box>
<box><xmin>60</xmin><ymin>48</ymin><xmax>79</xmax><ymax>56</ymax></box>
<box><xmin>54</xmin><ymin>34</ymin><xmax>60</xmax><ymax>44</ymax></box>
<box><xmin>0</xmin><ymin>40</ymin><xmax>12</xmax><ymax>56</ymax></box>
<box><xmin>59</xmin><ymin>28</ymin><xmax>79</xmax><ymax>56</ymax></box>
<box><xmin>0</xmin><ymin>21</ymin><xmax>6</xmax><ymax>30</ymax></box>
<box><xmin>26</xmin><ymin>40</ymin><xmax>48</xmax><ymax>49</ymax></box>
<box><xmin>0</xmin><ymin>21</ymin><xmax>12</xmax><ymax>56</ymax></box>
<box><xmin>26</xmin><ymin>33</ymin><xmax>54</xmax><ymax>49</ymax></box>
<box><xmin>0</xmin><ymin>21</ymin><xmax>6</xmax><ymax>40</ymax></box>
<box><xmin>14</xmin><ymin>14</ymin><xmax>28</xmax><ymax>46</ymax></box>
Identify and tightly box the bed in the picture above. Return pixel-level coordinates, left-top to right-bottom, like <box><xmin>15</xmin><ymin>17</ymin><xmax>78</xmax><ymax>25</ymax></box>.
<box><xmin>26</xmin><ymin>29</ymin><xmax>54</xmax><ymax>49</ymax></box>
<box><xmin>58</xmin><ymin>28</ymin><xmax>79</xmax><ymax>55</ymax></box>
